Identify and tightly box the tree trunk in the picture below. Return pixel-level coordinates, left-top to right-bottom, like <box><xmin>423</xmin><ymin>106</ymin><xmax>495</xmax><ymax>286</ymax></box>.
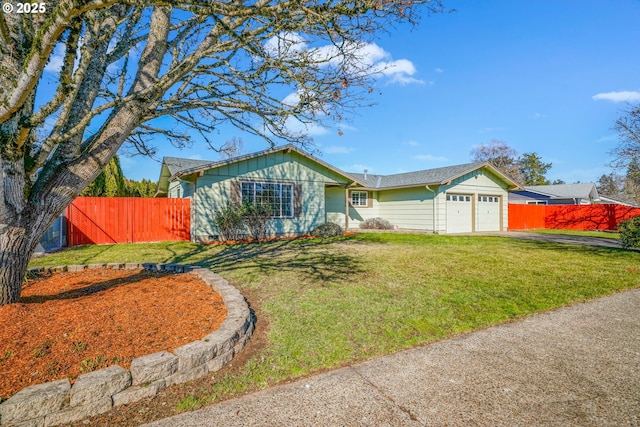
<box><xmin>0</xmin><ymin>226</ymin><xmax>34</xmax><ymax>306</ymax></box>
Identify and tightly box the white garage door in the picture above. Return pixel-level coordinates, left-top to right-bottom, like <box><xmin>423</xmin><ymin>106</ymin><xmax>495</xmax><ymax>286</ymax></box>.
<box><xmin>476</xmin><ymin>195</ymin><xmax>501</xmax><ymax>232</ymax></box>
<box><xmin>446</xmin><ymin>193</ymin><xmax>472</xmax><ymax>233</ymax></box>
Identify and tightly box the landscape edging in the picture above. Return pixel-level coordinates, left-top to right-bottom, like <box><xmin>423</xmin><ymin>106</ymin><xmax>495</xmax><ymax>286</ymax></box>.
<box><xmin>0</xmin><ymin>263</ymin><xmax>255</xmax><ymax>427</ymax></box>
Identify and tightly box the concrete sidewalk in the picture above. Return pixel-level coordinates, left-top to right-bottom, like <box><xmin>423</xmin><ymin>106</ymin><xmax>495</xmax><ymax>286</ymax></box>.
<box><xmin>144</xmin><ymin>289</ymin><xmax>640</xmax><ymax>426</ymax></box>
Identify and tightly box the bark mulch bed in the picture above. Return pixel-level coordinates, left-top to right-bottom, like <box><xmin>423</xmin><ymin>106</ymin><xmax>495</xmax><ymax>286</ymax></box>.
<box><xmin>0</xmin><ymin>268</ymin><xmax>227</xmax><ymax>400</ymax></box>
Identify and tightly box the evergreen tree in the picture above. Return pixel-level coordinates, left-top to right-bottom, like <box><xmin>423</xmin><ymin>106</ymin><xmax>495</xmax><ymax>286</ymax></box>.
<box><xmin>596</xmin><ymin>173</ymin><xmax>621</xmax><ymax>196</ymax></box>
<box><xmin>518</xmin><ymin>152</ymin><xmax>551</xmax><ymax>186</ymax></box>
<box><xmin>82</xmin><ymin>156</ymin><xmax>158</xmax><ymax>197</ymax></box>
<box><xmin>81</xmin><ymin>157</ymin><xmax>126</xmax><ymax>196</ymax></box>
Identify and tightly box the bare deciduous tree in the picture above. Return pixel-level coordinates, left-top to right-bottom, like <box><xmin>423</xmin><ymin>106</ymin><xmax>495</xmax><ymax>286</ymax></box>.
<box><xmin>611</xmin><ymin>104</ymin><xmax>640</xmax><ymax>169</ymax></box>
<box><xmin>470</xmin><ymin>140</ymin><xmax>523</xmax><ymax>182</ymax></box>
<box><xmin>219</xmin><ymin>136</ymin><xmax>245</xmax><ymax>160</ymax></box>
<box><xmin>0</xmin><ymin>0</ymin><xmax>447</xmax><ymax>305</ymax></box>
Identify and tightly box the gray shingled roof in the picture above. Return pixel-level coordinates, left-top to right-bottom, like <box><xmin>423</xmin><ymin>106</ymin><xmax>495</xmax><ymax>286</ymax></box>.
<box><xmin>162</xmin><ymin>156</ymin><xmax>214</xmax><ymax>176</ymax></box>
<box><xmin>524</xmin><ymin>183</ymin><xmax>598</xmax><ymax>200</ymax></box>
<box><xmin>347</xmin><ymin>162</ymin><xmax>488</xmax><ymax>189</ymax></box>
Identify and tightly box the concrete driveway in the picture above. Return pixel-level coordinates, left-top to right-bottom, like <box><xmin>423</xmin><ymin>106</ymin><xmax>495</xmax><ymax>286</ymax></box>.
<box><xmin>144</xmin><ymin>288</ymin><xmax>640</xmax><ymax>427</ymax></box>
<box><xmin>484</xmin><ymin>231</ymin><xmax>623</xmax><ymax>249</ymax></box>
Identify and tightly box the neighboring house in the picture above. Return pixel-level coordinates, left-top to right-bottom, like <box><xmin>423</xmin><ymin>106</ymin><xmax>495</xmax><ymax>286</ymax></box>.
<box><xmin>599</xmin><ymin>194</ymin><xmax>639</xmax><ymax>207</ymax></box>
<box><xmin>509</xmin><ymin>183</ymin><xmax>601</xmax><ymax>205</ymax></box>
<box><xmin>156</xmin><ymin>145</ymin><xmax>520</xmax><ymax>241</ymax></box>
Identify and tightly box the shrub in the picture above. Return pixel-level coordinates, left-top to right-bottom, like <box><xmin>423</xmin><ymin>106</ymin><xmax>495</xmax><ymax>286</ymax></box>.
<box><xmin>359</xmin><ymin>217</ymin><xmax>394</xmax><ymax>230</ymax></box>
<box><xmin>241</xmin><ymin>202</ymin><xmax>272</xmax><ymax>240</ymax></box>
<box><xmin>310</xmin><ymin>222</ymin><xmax>344</xmax><ymax>238</ymax></box>
<box><xmin>618</xmin><ymin>215</ymin><xmax>640</xmax><ymax>249</ymax></box>
<box><xmin>213</xmin><ymin>204</ymin><xmax>246</xmax><ymax>241</ymax></box>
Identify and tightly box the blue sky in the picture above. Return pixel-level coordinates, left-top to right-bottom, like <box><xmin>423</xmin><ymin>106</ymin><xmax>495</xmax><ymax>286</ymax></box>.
<box><xmin>112</xmin><ymin>1</ymin><xmax>640</xmax><ymax>184</ymax></box>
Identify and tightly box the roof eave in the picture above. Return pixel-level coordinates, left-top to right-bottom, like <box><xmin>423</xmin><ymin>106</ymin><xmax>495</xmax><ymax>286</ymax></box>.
<box><xmin>174</xmin><ymin>144</ymin><xmax>366</xmax><ymax>187</ymax></box>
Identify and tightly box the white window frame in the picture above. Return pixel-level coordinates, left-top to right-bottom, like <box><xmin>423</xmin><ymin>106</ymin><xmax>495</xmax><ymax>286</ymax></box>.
<box><xmin>351</xmin><ymin>191</ymin><xmax>369</xmax><ymax>207</ymax></box>
<box><xmin>525</xmin><ymin>200</ymin><xmax>547</xmax><ymax>205</ymax></box>
<box><xmin>446</xmin><ymin>193</ymin><xmax>471</xmax><ymax>202</ymax></box>
<box><xmin>241</xmin><ymin>181</ymin><xmax>294</xmax><ymax>218</ymax></box>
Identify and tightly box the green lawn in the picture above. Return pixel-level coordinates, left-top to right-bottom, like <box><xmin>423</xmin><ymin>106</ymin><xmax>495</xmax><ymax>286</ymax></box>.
<box><xmin>29</xmin><ymin>233</ymin><xmax>640</xmax><ymax>409</ymax></box>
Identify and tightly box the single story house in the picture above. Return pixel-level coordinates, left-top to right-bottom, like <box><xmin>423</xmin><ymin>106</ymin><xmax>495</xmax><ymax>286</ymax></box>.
<box><xmin>509</xmin><ymin>183</ymin><xmax>601</xmax><ymax>205</ymax></box>
<box><xmin>156</xmin><ymin>145</ymin><xmax>520</xmax><ymax>241</ymax></box>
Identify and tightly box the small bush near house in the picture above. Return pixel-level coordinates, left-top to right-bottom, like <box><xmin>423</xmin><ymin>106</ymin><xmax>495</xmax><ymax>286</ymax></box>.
<box><xmin>213</xmin><ymin>205</ymin><xmax>245</xmax><ymax>241</ymax></box>
<box><xmin>214</xmin><ymin>202</ymin><xmax>273</xmax><ymax>241</ymax></box>
<box><xmin>241</xmin><ymin>202</ymin><xmax>272</xmax><ymax>241</ymax></box>
<box><xmin>360</xmin><ymin>217</ymin><xmax>394</xmax><ymax>230</ymax></box>
<box><xmin>310</xmin><ymin>222</ymin><xmax>344</xmax><ymax>238</ymax></box>
<box><xmin>618</xmin><ymin>216</ymin><xmax>640</xmax><ymax>249</ymax></box>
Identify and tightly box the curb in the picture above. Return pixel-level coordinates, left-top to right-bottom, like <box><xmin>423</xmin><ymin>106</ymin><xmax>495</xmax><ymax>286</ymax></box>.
<box><xmin>0</xmin><ymin>263</ymin><xmax>255</xmax><ymax>427</ymax></box>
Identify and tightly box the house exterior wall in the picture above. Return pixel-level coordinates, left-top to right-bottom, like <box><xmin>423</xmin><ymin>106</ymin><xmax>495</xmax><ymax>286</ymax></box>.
<box><xmin>379</xmin><ymin>187</ymin><xmax>438</xmax><ymax>230</ymax></box>
<box><xmin>440</xmin><ymin>169</ymin><xmax>509</xmax><ymax>232</ymax></box>
<box><xmin>346</xmin><ymin>190</ymin><xmax>381</xmax><ymax>227</ymax></box>
<box><xmin>347</xmin><ymin>169</ymin><xmax>509</xmax><ymax>233</ymax></box>
<box><xmin>191</xmin><ymin>150</ymin><xmax>351</xmax><ymax>241</ymax></box>
<box><xmin>168</xmin><ymin>180</ymin><xmax>195</xmax><ymax>198</ymax></box>
<box><xmin>509</xmin><ymin>191</ymin><xmax>592</xmax><ymax>205</ymax></box>
<box><xmin>325</xmin><ymin>186</ymin><xmax>348</xmax><ymax>226</ymax></box>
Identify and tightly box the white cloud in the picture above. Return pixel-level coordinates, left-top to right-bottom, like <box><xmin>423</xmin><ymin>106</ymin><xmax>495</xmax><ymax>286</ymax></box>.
<box><xmin>45</xmin><ymin>44</ymin><xmax>65</xmax><ymax>73</ymax></box>
<box><xmin>413</xmin><ymin>154</ymin><xmax>448</xmax><ymax>162</ymax></box>
<box><xmin>267</xmin><ymin>35</ymin><xmax>421</xmax><ymax>86</ymax></box>
<box><xmin>323</xmin><ymin>145</ymin><xmax>354</xmax><ymax>154</ymax></box>
<box><xmin>532</xmin><ymin>112</ymin><xmax>546</xmax><ymax>119</ymax></box>
<box><xmin>376</xmin><ymin>58</ymin><xmax>423</xmax><ymax>85</ymax></box>
<box><xmin>283</xmin><ymin>116</ymin><xmax>329</xmax><ymax>136</ymax></box>
<box><xmin>282</xmin><ymin>92</ymin><xmax>301</xmax><ymax>107</ymax></box>
<box><xmin>405</xmin><ymin>140</ymin><xmax>421</xmax><ymax>147</ymax></box>
<box><xmin>435</xmin><ymin>68</ymin><xmax>444</xmax><ymax>73</ymax></box>
<box><xmin>264</xmin><ymin>32</ymin><xmax>307</xmax><ymax>58</ymax></box>
<box><xmin>592</xmin><ymin>91</ymin><xmax>640</xmax><ymax>103</ymax></box>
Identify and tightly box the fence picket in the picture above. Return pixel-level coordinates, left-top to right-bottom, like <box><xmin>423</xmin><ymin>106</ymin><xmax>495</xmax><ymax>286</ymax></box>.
<box><xmin>509</xmin><ymin>203</ymin><xmax>640</xmax><ymax>231</ymax></box>
<box><xmin>65</xmin><ymin>197</ymin><xmax>190</xmax><ymax>246</ymax></box>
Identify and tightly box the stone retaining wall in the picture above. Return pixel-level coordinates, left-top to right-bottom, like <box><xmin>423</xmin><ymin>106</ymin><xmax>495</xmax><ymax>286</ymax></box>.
<box><xmin>0</xmin><ymin>263</ymin><xmax>255</xmax><ymax>427</ymax></box>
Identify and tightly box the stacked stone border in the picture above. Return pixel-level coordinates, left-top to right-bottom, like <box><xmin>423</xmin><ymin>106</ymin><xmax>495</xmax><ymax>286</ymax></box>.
<box><xmin>0</xmin><ymin>263</ymin><xmax>255</xmax><ymax>427</ymax></box>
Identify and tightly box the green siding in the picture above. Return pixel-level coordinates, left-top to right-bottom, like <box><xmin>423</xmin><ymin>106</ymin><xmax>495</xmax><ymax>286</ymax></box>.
<box><xmin>193</xmin><ymin>151</ymin><xmax>351</xmax><ymax>240</ymax></box>
<box><xmin>350</xmin><ymin>187</ymin><xmax>435</xmax><ymax>230</ymax></box>
<box><xmin>349</xmin><ymin>169</ymin><xmax>509</xmax><ymax>233</ymax></box>
<box><xmin>325</xmin><ymin>187</ymin><xmax>347</xmax><ymax>226</ymax></box>
<box><xmin>168</xmin><ymin>180</ymin><xmax>194</xmax><ymax>198</ymax></box>
<box><xmin>439</xmin><ymin>169</ymin><xmax>509</xmax><ymax>232</ymax></box>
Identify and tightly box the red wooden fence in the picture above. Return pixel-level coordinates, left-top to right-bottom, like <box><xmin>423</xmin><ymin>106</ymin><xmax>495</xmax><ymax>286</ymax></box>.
<box><xmin>508</xmin><ymin>203</ymin><xmax>640</xmax><ymax>231</ymax></box>
<box><xmin>66</xmin><ymin>197</ymin><xmax>190</xmax><ymax>246</ymax></box>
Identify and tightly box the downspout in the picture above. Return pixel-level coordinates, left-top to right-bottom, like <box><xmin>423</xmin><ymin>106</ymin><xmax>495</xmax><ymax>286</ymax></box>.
<box><xmin>425</xmin><ymin>185</ymin><xmax>437</xmax><ymax>234</ymax></box>
<box><xmin>345</xmin><ymin>185</ymin><xmax>350</xmax><ymax>231</ymax></box>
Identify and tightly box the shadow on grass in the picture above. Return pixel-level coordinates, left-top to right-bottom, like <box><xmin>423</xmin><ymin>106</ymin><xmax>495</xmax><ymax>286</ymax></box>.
<box><xmin>502</xmin><ymin>235</ymin><xmax>635</xmax><ymax>257</ymax></box>
<box><xmin>171</xmin><ymin>237</ymin><xmax>364</xmax><ymax>283</ymax></box>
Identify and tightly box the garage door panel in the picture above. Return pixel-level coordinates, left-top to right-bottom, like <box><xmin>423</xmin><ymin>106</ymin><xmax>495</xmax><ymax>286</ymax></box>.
<box><xmin>446</xmin><ymin>193</ymin><xmax>472</xmax><ymax>233</ymax></box>
<box><xmin>477</xmin><ymin>195</ymin><xmax>501</xmax><ymax>232</ymax></box>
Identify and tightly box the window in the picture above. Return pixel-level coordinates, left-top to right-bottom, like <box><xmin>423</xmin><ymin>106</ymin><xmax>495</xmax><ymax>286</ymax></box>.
<box><xmin>526</xmin><ymin>200</ymin><xmax>547</xmax><ymax>205</ymax></box>
<box><xmin>351</xmin><ymin>191</ymin><xmax>369</xmax><ymax>207</ymax></box>
<box><xmin>241</xmin><ymin>181</ymin><xmax>294</xmax><ymax>218</ymax></box>
<box><xmin>478</xmin><ymin>195</ymin><xmax>500</xmax><ymax>203</ymax></box>
<box><xmin>447</xmin><ymin>193</ymin><xmax>471</xmax><ymax>202</ymax></box>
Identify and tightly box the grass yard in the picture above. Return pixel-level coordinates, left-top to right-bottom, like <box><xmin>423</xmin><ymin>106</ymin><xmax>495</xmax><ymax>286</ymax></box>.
<box><xmin>29</xmin><ymin>233</ymin><xmax>640</xmax><ymax>420</ymax></box>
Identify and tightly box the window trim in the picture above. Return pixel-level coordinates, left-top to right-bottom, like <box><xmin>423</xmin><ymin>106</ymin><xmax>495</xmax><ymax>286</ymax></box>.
<box><xmin>240</xmin><ymin>180</ymin><xmax>295</xmax><ymax>218</ymax></box>
<box><xmin>350</xmin><ymin>191</ymin><xmax>369</xmax><ymax>207</ymax></box>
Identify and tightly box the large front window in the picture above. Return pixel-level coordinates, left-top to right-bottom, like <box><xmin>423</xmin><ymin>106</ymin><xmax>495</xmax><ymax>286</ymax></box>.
<box><xmin>241</xmin><ymin>181</ymin><xmax>293</xmax><ymax>218</ymax></box>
